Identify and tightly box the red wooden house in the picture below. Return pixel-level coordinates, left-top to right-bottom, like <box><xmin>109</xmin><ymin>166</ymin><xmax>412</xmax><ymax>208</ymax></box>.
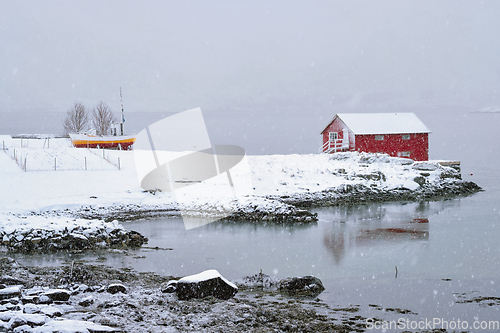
<box><xmin>320</xmin><ymin>113</ymin><xmax>431</xmax><ymax>161</ymax></box>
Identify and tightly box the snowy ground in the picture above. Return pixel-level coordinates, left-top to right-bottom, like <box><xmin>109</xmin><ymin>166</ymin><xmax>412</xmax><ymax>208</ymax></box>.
<box><xmin>0</xmin><ymin>138</ymin><xmax>476</xmax><ymax>250</ymax></box>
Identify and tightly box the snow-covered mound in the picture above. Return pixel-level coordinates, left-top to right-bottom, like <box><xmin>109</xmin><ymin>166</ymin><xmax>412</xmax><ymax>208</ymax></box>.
<box><xmin>474</xmin><ymin>106</ymin><xmax>500</xmax><ymax>113</ymax></box>
<box><xmin>261</xmin><ymin>152</ymin><xmax>479</xmax><ymax>207</ymax></box>
<box><xmin>1</xmin><ymin>216</ymin><xmax>147</xmax><ymax>252</ymax></box>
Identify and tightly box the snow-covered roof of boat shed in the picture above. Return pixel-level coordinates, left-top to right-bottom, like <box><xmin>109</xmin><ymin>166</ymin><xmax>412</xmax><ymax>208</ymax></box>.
<box><xmin>322</xmin><ymin>112</ymin><xmax>431</xmax><ymax>135</ymax></box>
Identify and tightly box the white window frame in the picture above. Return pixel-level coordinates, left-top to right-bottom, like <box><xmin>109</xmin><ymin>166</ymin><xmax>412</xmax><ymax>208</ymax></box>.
<box><xmin>329</xmin><ymin>132</ymin><xmax>338</xmax><ymax>141</ymax></box>
<box><xmin>375</xmin><ymin>135</ymin><xmax>384</xmax><ymax>141</ymax></box>
<box><xmin>402</xmin><ymin>134</ymin><xmax>410</xmax><ymax>140</ymax></box>
<box><xmin>401</xmin><ymin>151</ymin><xmax>411</xmax><ymax>157</ymax></box>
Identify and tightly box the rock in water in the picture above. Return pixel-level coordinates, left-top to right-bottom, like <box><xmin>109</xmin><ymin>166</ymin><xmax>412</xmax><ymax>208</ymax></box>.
<box><xmin>176</xmin><ymin>270</ymin><xmax>238</xmax><ymax>300</ymax></box>
<box><xmin>278</xmin><ymin>276</ymin><xmax>325</xmax><ymax>296</ymax></box>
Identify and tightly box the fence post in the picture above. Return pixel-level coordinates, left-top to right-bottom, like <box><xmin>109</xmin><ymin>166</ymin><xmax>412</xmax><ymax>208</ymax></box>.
<box><xmin>118</xmin><ymin>157</ymin><xmax>121</xmax><ymax>170</ymax></box>
<box><xmin>54</xmin><ymin>158</ymin><xmax>56</xmax><ymax>171</ymax></box>
<box><xmin>85</xmin><ymin>157</ymin><xmax>87</xmax><ymax>170</ymax></box>
<box><xmin>24</xmin><ymin>157</ymin><xmax>27</xmax><ymax>172</ymax></box>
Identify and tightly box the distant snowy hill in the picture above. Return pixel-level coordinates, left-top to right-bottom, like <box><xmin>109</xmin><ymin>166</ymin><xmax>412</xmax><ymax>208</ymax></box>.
<box><xmin>473</xmin><ymin>106</ymin><xmax>500</xmax><ymax>113</ymax></box>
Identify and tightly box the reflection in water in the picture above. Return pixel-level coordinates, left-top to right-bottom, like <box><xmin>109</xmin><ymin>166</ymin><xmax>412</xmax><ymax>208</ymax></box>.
<box><xmin>323</xmin><ymin>217</ymin><xmax>429</xmax><ymax>264</ymax></box>
<box><xmin>316</xmin><ymin>202</ymin><xmax>434</xmax><ymax>265</ymax></box>
<box><xmin>206</xmin><ymin>218</ymin><xmax>315</xmax><ymax>233</ymax></box>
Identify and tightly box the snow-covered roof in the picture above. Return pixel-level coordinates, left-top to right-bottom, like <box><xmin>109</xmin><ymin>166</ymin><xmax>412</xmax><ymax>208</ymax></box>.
<box><xmin>321</xmin><ymin>113</ymin><xmax>431</xmax><ymax>135</ymax></box>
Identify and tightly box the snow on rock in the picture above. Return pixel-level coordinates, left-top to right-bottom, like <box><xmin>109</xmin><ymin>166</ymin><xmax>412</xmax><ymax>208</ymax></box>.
<box><xmin>32</xmin><ymin>319</ymin><xmax>119</xmax><ymax>333</ymax></box>
<box><xmin>177</xmin><ymin>196</ymin><xmax>318</xmax><ymax>223</ymax></box>
<box><xmin>176</xmin><ymin>269</ymin><xmax>238</xmax><ymax>300</ymax></box>
<box><xmin>0</xmin><ymin>286</ymin><xmax>22</xmax><ymax>300</ymax></box>
<box><xmin>412</xmin><ymin>161</ymin><xmax>440</xmax><ymax>171</ymax></box>
<box><xmin>78</xmin><ymin>296</ymin><xmax>94</xmax><ymax>307</ymax></box>
<box><xmin>0</xmin><ymin>283</ymin><xmax>116</xmax><ymax>332</ymax></box>
<box><xmin>261</xmin><ymin>152</ymin><xmax>479</xmax><ymax>207</ymax></box>
<box><xmin>236</xmin><ymin>272</ymin><xmax>326</xmax><ymax>297</ymax></box>
<box><xmin>0</xmin><ymin>216</ymin><xmax>148</xmax><ymax>252</ymax></box>
<box><xmin>8</xmin><ymin>313</ymin><xmax>46</xmax><ymax>329</ymax></box>
<box><xmin>278</xmin><ymin>276</ymin><xmax>325</xmax><ymax>296</ymax></box>
<box><xmin>160</xmin><ymin>280</ymin><xmax>178</xmax><ymax>294</ymax></box>
<box><xmin>39</xmin><ymin>306</ymin><xmax>64</xmax><ymax>318</ymax></box>
<box><xmin>106</xmin><ymin>284</ymin><xmax>126</xmax><ymax>295</ymax></box>
<box><xmin>0</xmin><ymin>276</ymin><xmax>25</xmax><ymax>286</ymax></box>
<box><xmin>235</xmin><ymin>272</ymin><xmax>279</xmax><ymax>290</ymax></box>
<box><xmin>40</xmin><ymin>289</ymin><xmax>71</xmax><ymax>303</ymax></box>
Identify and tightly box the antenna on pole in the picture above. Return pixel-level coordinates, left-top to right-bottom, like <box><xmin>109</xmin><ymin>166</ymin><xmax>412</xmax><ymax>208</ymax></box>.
<box><xmin>120</xmin><ymin>87</ymin><xmax>125</xmax><ymax>136</ymax></box>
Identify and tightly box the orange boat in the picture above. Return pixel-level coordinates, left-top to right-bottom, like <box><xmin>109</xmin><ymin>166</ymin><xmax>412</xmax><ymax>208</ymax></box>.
<box><xmin>70</xmin><ymin>133</ymin><xmax>136</xmax><ymax>150</ymax></box>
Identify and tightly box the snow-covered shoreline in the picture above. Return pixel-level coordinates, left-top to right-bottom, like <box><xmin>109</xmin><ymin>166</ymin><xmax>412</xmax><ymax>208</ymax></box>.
<box><xmin>0</xmin><ymin>139</ymin><xmax>482</xmax><ymax>252</ymax></box>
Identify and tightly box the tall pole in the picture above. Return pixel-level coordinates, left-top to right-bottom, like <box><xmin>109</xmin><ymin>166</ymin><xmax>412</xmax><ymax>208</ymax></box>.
<box><xmin>120</xmin><ymin>87</ymin><xmax>125</xmax><ymax>136</ymax></box>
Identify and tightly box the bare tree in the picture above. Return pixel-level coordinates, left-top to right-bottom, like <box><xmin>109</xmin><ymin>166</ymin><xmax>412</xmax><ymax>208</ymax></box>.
<box><xmin>92</xmin><ymin>101</ymin><xmax>115</xmax><ymax>136</ymax></box>
<box><xmin>63</xmin><ymin>102</ymin><xmax>89</xmax><ymax>136</ymax></box>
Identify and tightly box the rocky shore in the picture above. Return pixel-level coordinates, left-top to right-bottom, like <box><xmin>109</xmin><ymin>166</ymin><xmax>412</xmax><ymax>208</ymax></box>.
<box><xmin>267</xmin><ymin>154</ymin><xmax>482</xmax><ymax>208</ymax></box>
<box><xmin>71</xmin><ymin>197</ymin><xmax>318</xmax><ymax>225</ymax></box>
<box><xmin>269</xmin><ymin>178</ymin><xmax>482</xmax><ymax>208</ymax></box>
<box><xmin>1</xmin><ymin>219</ymin><xmax>148</xmax><ymax>253</ymax></box>
<box><xmin>0</xmin><ymin>258</ymin><xmax>368</xmax><ymax>333</ymax></box>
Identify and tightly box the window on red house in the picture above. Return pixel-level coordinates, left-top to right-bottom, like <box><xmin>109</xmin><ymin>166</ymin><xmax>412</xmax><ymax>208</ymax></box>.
<box><xmin>329</xmin><ymin>132</ymin><xmax>338</xmax><ymax>141</ymax></box>
<box><xmin>375</xmin><ymin>135</ymin><xmax>384</xmax><ymax>140</ymax></box>
<box><xmin>402</xmin><ymin>134</ymin><xmax>410</xmax><ymax>140</ymax></box>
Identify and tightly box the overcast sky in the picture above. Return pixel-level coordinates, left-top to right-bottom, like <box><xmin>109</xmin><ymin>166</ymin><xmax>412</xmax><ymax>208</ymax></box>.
<box><xmin>1</xmin><ymin>0</ymin><xmax>499</xmax><ymax>115</ymax></box>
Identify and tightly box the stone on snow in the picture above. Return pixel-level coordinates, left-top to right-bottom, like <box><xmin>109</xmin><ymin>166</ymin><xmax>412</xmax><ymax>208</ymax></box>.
<box><xmin>106</xmin><ymin>283</ymin><xmax>127</xmax><ymax>294</ymax></box>
<box><xmin>176</xmin><ymin>270</ymin><xmax>237</xmax><ymax>300</ymax></box>
<box><xmin>78</xmin><ymin>296</ymin><xmax>94</xmax><ymax>307</ymax></box>
<box><xmin>40</xmin><ymin>289</ymin><xmax>71</xmax><ymax>303</ymax></box>
<box><xmin>161</xmin><ymin>280</ymin><xmax>177</xmax><ymax>293</ymax></box>
<box><xmin>0</xmin><ymin>275</ymin><xmax>26</xmax><ymax>286</ymax></box>
<box><xmin>0</xmin><ymin>286</ymin><xmax>22</xmax><ymax>300</ymax></box>
<box><xmin>32</xmin><ymin>319</ymin><xmax>119</xmax><ymax>333</ymax></box>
